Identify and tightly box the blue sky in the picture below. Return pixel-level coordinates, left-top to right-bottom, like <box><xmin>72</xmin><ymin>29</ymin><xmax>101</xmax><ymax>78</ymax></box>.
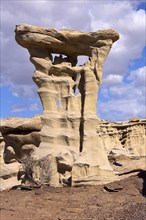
<box><xmin>1</xmin><ymin>0</ymin><xmax>146</xmax><ymax>121</ymax></box>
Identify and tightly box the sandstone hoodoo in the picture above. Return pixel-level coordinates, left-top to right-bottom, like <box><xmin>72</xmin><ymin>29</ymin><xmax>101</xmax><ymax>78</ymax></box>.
<box><xmin>15</xmin><ymin>24</ymin><xmax>120</xmax><ymax>187</ymax></box>
<box><xmin>9</xmin><ymin>23</ymin><xmax>144</xmax><ymax>189</ymax></box>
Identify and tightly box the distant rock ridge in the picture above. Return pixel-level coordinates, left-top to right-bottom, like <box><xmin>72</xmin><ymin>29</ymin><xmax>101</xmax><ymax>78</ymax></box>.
<box><xmin>97</xmin><ymin>118</ymin><xmax>146</xmax><ymax>156</ymax></box>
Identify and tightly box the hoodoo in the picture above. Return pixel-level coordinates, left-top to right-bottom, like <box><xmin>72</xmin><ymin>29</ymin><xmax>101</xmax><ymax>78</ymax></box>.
<box><xmin>15</xmin><ymin>24</ymin><xmax>120</xmax><ymax>187</ymax></box>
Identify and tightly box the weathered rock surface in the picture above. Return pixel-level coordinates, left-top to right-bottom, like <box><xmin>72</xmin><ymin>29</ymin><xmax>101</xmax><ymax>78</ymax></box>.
<box><xmin>0</xmin><ymin>163</ymin><xmax>21</xmax><ymax>191</ymax></box>
<box><xmin>97</xmin><ymin>119</ymin><xmax>146</xmax><ymax>157</ymax></box>
<box><xmin>97</xmin><ymin>119</ymin><xmax>146</xmax><ymax>180</ymax></box>
<box><xmin>1</xmin><ymin>115</ymin><xmax>42</xmax><ymax>134</ymax></box>
<box><xmin>0</xmin><ymin>133</ymin><xmax>21</xmax><ymax>191</ymax></box>
<box><xmin>0</xmin><ymin>115</ymin><xmax>41</xmax><ymax>163</ymax></box>
<box><xmin>0</xmin><ymin>116</ymin><xmax>145</xmax><ymax>190</ymax></box>
<box><xmin>15</xmin><ymin>24</ymin><xmax>119</xmax><ymax>56</ymax></box>
<box><xmin>0</xmin><ymin>116</ymin><xmax>41</xmax><ymax>190</ymax></box>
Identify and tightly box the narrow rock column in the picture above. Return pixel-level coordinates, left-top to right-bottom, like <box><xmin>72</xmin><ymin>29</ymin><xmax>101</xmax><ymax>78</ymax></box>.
<box><xmin>28</xmin><ymin>48</ymin><xmax>81</xmax><ymax>186</ymax></box>
<box><xmin>15</xmin><ymin>24</ymin><xmax>119</xmax><ymax>186</ymax></box>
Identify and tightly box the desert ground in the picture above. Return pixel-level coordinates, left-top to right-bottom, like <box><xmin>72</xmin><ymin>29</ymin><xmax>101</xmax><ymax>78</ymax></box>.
<box><xmin>0</xmin><ymin>172</ymin><xmax>146</xmax><ymax>220</ymax></box>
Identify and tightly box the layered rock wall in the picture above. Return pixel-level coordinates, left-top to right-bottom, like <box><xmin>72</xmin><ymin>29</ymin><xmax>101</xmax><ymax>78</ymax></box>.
<box><xmin>98</xmin><ymin>119</ymin><xmax>146</xmax><ymax>157</ymax></box>
<box><xmin>97</xmin><ymin>119</ymin><xmax>146</xmax><ymax>177</ymax></box>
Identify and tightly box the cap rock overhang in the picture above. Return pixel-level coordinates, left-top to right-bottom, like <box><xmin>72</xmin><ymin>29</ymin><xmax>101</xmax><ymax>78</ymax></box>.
<box><xmin>15</xmin><ymin>24</ymin><xmax>120</xmax><ymax>57</ymax></box>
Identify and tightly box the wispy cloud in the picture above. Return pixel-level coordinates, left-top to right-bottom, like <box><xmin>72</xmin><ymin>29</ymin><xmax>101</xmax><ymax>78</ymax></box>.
<box><xmin>29</xmin><ymin>103</ymin><xmax>39</xmax><ymax>111</ymax></box>
<box><xmin>11</xmin><ymin>102</ymin><xmax>40</xmax><ymax>113</ymax></box>
<box><xmin>11</xmin><ymin>104</ymin><xmax>27</xmax><ymax>113</ymax></box>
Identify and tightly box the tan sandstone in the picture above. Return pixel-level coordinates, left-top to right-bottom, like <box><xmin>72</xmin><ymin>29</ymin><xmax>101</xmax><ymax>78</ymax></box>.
<box><xmin>0</xmin><ymin>116</ymin><xmax>41</xmax><ymax>190</ymax></box>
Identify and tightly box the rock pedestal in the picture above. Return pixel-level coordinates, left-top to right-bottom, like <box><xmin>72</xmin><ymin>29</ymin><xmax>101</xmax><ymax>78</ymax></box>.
<box><xmin>15</xmin><ymin>24</ymin><xmax>119</xmax><ymax>186</ymax></box>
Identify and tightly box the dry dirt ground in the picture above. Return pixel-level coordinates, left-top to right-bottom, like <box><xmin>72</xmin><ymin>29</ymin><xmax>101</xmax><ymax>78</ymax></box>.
<box><xmin>0</xmin><ymin>172</ymin><xmax>146</xmax><ymax>220</ymax></box>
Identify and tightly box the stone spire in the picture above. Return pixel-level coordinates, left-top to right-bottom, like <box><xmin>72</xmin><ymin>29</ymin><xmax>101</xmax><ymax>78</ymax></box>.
<box><xmin>15</xmin><ymin>24</ymin><xmax>119</xmax><ymax>187</ymax></box>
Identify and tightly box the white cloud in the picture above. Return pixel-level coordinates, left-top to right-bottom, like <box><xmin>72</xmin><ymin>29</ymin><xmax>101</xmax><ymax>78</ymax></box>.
<box><xmin>128</xmin><ymin>66</ymin><xmax>146</xmax><ymax>87</ymax></box>
<box><xmin>11</xmin><ymin>84</ymin><xmax>38</xmax><ymax>98</ymax></box>
<box><xmin>29</xmin><ymin>103</ymin><xmax>39</xmax><ymax>112</ymax></box>
<box><xmin>98</xmin><ymin>98</ymin><xmax>145</xmax><ymax>121</ymax></box>
<box><xmin>98</xmin><ymin>66</ymin><xmax>146</xmax><ymax>121</ymax></box>
<box><xmin>11</xmin><ymin>102</ymin><xmax>40</xmax><ymax>113</ymax></box>
<box><xmin>102</xmin><ymin>74</ymin><xmax>123</xmax><ymax>86</ymax></box>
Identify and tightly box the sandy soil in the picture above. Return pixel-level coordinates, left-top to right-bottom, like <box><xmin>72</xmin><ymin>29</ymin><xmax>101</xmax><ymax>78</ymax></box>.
<box><xmin>0</xmin><ymin>172</ymin><xmax>146</xmax><ymax>220</ymax></box>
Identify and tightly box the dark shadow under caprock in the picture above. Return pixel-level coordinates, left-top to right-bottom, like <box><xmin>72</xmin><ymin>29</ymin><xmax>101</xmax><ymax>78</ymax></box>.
<box><xmin>78</xmin><ymin>71</ymin><xmax>85</xmax><ymax>153</ymax></box>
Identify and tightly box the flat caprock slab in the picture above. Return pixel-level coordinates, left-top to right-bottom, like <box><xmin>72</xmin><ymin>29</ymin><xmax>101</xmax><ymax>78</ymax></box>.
<box><xmin>15</xmin><ymin>24</ymin><xmax>119</xmax><ymax>56</ymax></box>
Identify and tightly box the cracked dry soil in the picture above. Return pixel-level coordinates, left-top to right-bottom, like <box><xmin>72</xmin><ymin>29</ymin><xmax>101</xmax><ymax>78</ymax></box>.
<box><xmin>0</xmin><ymin>173</ymin><xmax>146</xmax><ymax>220</ymax></box>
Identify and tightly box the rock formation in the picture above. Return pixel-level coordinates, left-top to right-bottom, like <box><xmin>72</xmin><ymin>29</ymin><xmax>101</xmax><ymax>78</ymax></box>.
<box><xmin>0</xmin><ymin>116</ymin><xmax>145</xmax><ymax>190</ymax></box>
<box><xmin>97</xmin><ymin>119</ymin><xmax>146</xmax><ymax>176</ymax></box>
<box><xmin>98</xmin><ymin>119</ymin><xmax>146</xmax><ymax>157</ymax></box>
<box><xmin>14</xmin><ymin>24</ymin><xmax>120</xmax><ymax>187</ymax></box>
<box><xmin>0</xmin><ymin>116</ymin><xmax>41</xmax><ymax>190</ymax></box>
<box><xmin>0</xmin><ymin>24</ymin><xmax>144</xmax><ymax>190</ymax></box>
